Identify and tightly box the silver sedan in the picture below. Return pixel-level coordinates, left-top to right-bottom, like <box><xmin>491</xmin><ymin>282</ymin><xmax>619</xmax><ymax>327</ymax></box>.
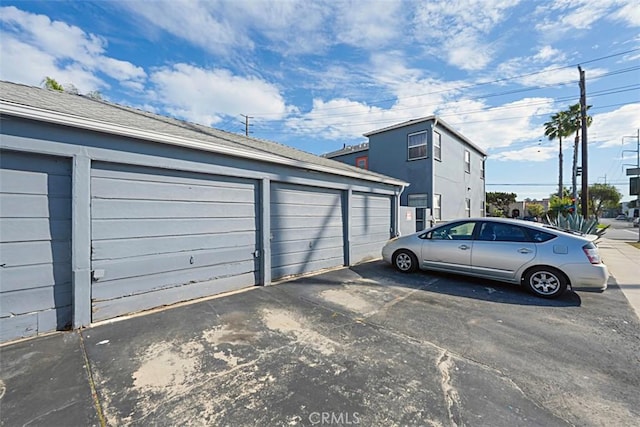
<box><xmin>382</xmin><ymin>217</ymin><xmax>609</xmax><ymax>298</ymax></box>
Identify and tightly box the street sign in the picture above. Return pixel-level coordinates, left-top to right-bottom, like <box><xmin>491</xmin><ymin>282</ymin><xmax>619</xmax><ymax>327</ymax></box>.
<box><xmin>631</xmin><ymin>177</ymin><xmax>640</xmax><ymax>196</ymax></box>
<box><xmin>626</xmin><ymin>167</ymin><xmax>640</xmax><ymax>176</ymax></box>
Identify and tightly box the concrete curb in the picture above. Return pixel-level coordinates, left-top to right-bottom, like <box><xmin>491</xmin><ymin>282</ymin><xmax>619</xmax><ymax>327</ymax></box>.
<box><xmin>598</xmin><ymin>238</ymin><xmax>640</xmax><ymax>320</ymax></box>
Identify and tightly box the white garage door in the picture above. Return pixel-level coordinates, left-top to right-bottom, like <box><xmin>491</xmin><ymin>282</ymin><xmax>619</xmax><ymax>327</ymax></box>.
<box><xmin>351</xmin><ymin>192</ymin><xmax>392</xmax><ymax>263</ymax></box>
<box><xmin>90</xmin><ymin>163</ymin><xmax>258</xmax><ymax>322</ymax></box>
<box><xmin>0</xmin><ymin>151</ymin><xmax>72</xmax><ymax>342</ymax></box>
<box><xmin>271</xmin><ymin>183</ymin><xmax>344</xmax><ymax>280</ymax></box>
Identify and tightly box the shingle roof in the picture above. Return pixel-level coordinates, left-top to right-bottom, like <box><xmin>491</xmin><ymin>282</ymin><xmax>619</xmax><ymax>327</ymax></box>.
<box><xmin>0</xmin><ymin>81</ymin><xmax>406</xmax><ymax>186</ymax></box>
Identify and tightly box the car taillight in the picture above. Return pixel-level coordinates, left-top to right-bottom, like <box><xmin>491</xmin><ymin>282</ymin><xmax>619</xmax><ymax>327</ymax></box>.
<box><xmin>582</xmin><ymin>243</ymin><xmax>601</xmax><ymax>264</ymax></box>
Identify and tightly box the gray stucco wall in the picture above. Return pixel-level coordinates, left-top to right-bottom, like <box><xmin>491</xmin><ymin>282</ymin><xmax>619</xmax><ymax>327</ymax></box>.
<box><xmin>368</xmin><ymin>121</ymin><xmax>435</xmax><ymax>206</ymax></box>
<box><xmin>432</xmin><ymin>126</ymin><xmax>486</xmax><ymax>221</ymax></box>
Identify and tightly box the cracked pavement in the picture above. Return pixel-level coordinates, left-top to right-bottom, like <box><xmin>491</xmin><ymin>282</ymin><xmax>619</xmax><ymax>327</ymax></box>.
<box><xmin>1</xmin><ymin>260</ymin><xmax>639</xmax><ymax>426</ymax></box>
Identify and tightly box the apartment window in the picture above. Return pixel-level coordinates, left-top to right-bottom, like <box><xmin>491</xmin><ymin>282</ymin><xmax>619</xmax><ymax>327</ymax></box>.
<box><xmin>465</xmin><ymin>198</ymin><xmax>471</xmax><ymax>217</ymax></box>
<box><xmin>433</xmin><ymin>194</ymin><xmax>441</xmax><ymax>221</ymax></box>
<box><xmin>481</xmin><ymin>159</ymin><xmax>485</xmax><ymax>179</ymax></box>
<box><xmin>464</xmin><ymin>150</ymin><xmax>471</xmax><ymax>173</ymax></box>
<box><xmin>355</xmin><ymin>156</ymin><xmax>368</xmax><ymax>169</ymax></box>
<box><xmin>408</xmin><ymin>193</ymin><xmax>429</xmax><ymax>207</ymax></box>
<box><xmin>481</xmin><ymin>200</ymin><xmax>486</xmax><ymax>217</ymax></box>
<box><xmin>433</xmin><ymin>131</ymin><xmax>442</xmax><ymax>161</ymax></box>
<box><xmin>408</xmin><ymin>131</ymin><xmax>427</xmax><ymax>160</ymax></box>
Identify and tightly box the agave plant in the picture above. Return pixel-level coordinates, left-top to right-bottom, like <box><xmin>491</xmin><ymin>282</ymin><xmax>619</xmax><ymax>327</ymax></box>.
<box><xmin>546</xmin><ymin>212</ymin><xmax>609</xmax><ymax>239</ymax></box>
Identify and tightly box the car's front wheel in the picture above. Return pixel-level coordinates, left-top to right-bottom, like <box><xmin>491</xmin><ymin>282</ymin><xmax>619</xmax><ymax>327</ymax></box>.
<box><xmin>393</xmin><ymin>250</ymin><xmax>418</xmax><ymax>273</ymax></box>
<box><xmin>523</xmin><ymin>267</ymin><xmax>567</xmax><ymax>298</ymax></box>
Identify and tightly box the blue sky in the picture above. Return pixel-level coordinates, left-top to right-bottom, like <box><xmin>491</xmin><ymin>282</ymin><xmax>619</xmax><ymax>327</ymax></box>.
<box><xmin>1</xmin><ymin>0</ymin><xmax>639</xmax><ymax>202</ymax></box>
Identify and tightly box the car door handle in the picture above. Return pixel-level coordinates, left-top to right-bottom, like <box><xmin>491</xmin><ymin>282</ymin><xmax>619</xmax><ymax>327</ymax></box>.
<box><xmin>459</xmin><ymin>245</ymin><xmax>470</xmax><ymax>250</ymax></box>
<box><xmin>518</xmin><ymin>248</ymin><xmax>533</xmax><ymax>254</ymax></box>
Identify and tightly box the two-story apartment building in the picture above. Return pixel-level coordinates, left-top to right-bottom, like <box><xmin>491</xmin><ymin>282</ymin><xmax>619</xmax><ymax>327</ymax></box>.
<box><xmin>325</xmin><ymin>116</ymin><xmax>487</xmax><ymax>230</ymax></box>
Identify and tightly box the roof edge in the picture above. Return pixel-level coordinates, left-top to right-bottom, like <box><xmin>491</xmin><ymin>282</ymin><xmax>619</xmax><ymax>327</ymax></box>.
<box><xmin>0</xmin><ymin>100</ymin><xmax>408</xmax><ymax>187</ymax></box>
<box><xmin>363</xmin><ymin>115</ymin><xmax>487</xmax><ymax>156</ymax></box>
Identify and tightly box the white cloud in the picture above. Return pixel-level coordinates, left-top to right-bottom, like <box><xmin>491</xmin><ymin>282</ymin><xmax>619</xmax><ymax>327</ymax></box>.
<box><xmin>0</xmin><ymin>6</ymin><xmax>146</xmax><ymax>92</ymax></box>
<box><xmin>437</xmin><ymin>97</ymin><xmax>556</xmax><ymax>151</ymax></box>
<box><xmin>491</xmin><ymin>144</ymin><xmax>557</xmax><ymax>162</ymax></box>
<box><xmin>412</xmin><ymin>0</ymin><xmax>521</xmax><ymax>70</ymax></box>
<box><xmin>535</xmin><ymin>0</ymin><xmax>640</xmax><ymax>37</ymax></box>
<box><xmin>591</xmin><ymin>103</ymin><xmax>640</xmax><ymax>148</ymax></box>
<box><xmin>149</xmin><ymin>64</ymin><xmax>288</xmax><ymax>126</ymax></box>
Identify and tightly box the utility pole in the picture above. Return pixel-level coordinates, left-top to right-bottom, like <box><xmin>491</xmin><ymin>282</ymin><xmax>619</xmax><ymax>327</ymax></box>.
<box><xmin>579</xmin><ymin>66</ymin><xmax>589</xmax><ymax>217</ymax></box>
<box><xmin>241</xmin><ymin>114</ymin><xmax>253</xmax><ymax>136</ymax></box>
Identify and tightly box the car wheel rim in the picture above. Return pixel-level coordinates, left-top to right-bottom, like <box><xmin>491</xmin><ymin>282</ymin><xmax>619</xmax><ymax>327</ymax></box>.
<box><xmin>530</xmin><ymin>271</ymin><xmax>559</xmax><ymax>295</ymax></box>
<box><xmin>396</xmin><ymin>253</ymin><xmax>412</xmax><ymax>271</ymax></box>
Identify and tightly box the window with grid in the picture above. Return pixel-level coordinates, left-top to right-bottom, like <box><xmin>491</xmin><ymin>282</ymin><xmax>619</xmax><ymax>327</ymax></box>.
<box><xmin>433</xmin><ymin>194</ymin><xmax>441</xmax><ymax>221</ymax></box>
<box><xmin>408</xmin><ymin>132</ymin><xmax>427</xmax><ymax>160</ymax></box>
<box><xmin>465</xmin><ymin>198</ymin><xmax>471</xmax><ymax>217</ymax></box>
<box><xmin>433</xmin><ymin>131</ymin><xmax>442</xmax><ymax>161</ymax></box>
<box><xmin>464</xmin><ymin>150</ymin><xmax>471</xmax><ymax>173</ymax></box>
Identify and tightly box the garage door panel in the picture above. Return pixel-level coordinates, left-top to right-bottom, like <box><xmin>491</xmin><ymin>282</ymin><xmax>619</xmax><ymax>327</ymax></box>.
<box><xmin>92</xmin><ymin>176</ymin><xmax>255</xmax><ymax>203</ymax></box>
<box><xmin>0</xmin><ymin>151</ymin><xmax>71</xmax><ymax>342</ymax></box>
<box><xmin>270</xmin><ymin>226</ymin><xmax>344</xmax><ymax>243</ymax></box>
<box><xmin>269</xmin><ymin>216</ymin><xmax>343</xmax><ymax>230</ymax></box>
<box><xmin>271</xmin><ymin>183</ymin><xmax>344</xmax><ymax>279</ymax></box>
<box><xmin>92</xmin><ymin>272</ymin><xmax>255</xmax><ymax>322</ymax></box>
<box><xmin>0</xmin><ymin>194</ymin><xmax>71</xmax><ymax>219</ymax></box>
<box><xmin>91</xmin><ymin>163</ymin><xmax>250</xmax><ymax>188</ymax></box>
<box><xmin>92</xmin><ymin>259</ymin><xmax>256</xmax><ymax>301</ymax></box>
<box><xmin>271</xmin><ymin>236</ymin><xmax>345</xmax><ymax>255</ymax></box>
<box><xmin>0</xmin><ymin>241</ymin><xmax>71</xmax><ymax>266</ymax></box>
<box><xmin>0</xmin><ymin>169</ymin><xmax>71</xmax><ymax>195</ymax></box>
<box><xmin>91</xmin><ymin>199</ymin><xmax>255</xmax><ymax>219</ymax></box>
<box><xmin>92</xmin><ymin>232</ymin><xmax>256</xmax><ymax>260</ymax></box>
<box><xmin>270</xmin><ymin>203</ymin><xmax>342</xmax><ymax>218</ymax></box>
<box><xmin>351</xmin><ymin>193</ymin><xmax>392</xmax><ymax>263</ymax></box>
<box><xmin>91</xmin><ymin>163</ymin><xmax>258</xmax><ymax>321</ymax></box>
<box><xmin>0</xmin><ymin>263</ymin><xmax>71</xmax><ymax>293</ymax></box>
<box><xmin>92</xmin><ymin>217</ymin><xmax>255</xmax><ymax>240</ymax></box>
<box><xmin>271</xmin><ymin>187</ymin><xmax>341</xmax><ymax>204</ymax></box>
<box><xmin>0</xmin><ymin>283</ymin><xmax>71</xmax><ymax>317</ymax></box>
<box><xmin>92</xmin><ymin>247</ymin><xmax>256</xmax><ymax>282</ymax></box>
<box><xmin>272</xmin><ymin>246</ymin><xmax>343</xmax><ymax>268</ymax></box>
<box><xmin>1</xmin><ymin>218</ymin><xmax>71</xmax><ymax>243</ymax></box>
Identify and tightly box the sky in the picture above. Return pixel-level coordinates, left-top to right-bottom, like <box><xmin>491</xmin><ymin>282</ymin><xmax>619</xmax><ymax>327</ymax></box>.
<box><xmin>1</xmin><ymin>0</ymin><xmax>639</xmax><ymax>203</ymax></box>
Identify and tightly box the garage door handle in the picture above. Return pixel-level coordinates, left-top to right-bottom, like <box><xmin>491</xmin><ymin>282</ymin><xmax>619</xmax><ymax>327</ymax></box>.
<box><xmin>518</xmin><ymin>248</ymin><xmax>533</xmax><ymax>254</ymax></box>
<box><xmin>458</xmin><ymin>245</ymin><xmax>470</xmax><ymax>250</ymax></box>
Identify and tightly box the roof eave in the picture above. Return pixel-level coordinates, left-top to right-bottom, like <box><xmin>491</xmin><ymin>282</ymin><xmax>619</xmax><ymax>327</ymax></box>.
<box><xmin>0</xmin><ymin>100</ymin><xmax>408</xmax><ymax>187</ymax></box>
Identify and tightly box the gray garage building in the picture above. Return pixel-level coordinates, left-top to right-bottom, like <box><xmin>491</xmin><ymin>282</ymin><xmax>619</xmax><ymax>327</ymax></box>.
<box><xmin>0</xmin><ymin>81</ymin><xmax>406</xmax><ymax>343</ymax></box>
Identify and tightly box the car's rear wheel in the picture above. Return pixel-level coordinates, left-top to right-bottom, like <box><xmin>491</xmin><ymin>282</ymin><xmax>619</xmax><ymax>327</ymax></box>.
<box><xmin>524</xmin><ymin>267</ymin><xmax>567</xmax><ymax>298</ymax></box>
<box><xmin>393</xmin><ymin>250</ymin><xmax>418</xmax><ymax>273</ymax></box>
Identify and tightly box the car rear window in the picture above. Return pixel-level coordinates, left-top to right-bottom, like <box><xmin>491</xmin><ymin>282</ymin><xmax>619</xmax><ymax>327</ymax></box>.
<box><xmin>527</xmin><ymin>229</ymin><xmax>556</xmax><ymax>242</ymax></box>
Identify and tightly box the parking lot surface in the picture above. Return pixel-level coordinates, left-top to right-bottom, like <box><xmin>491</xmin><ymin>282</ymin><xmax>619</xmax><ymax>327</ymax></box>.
<box><xmin>2</xmin><ymin>256</ymin><xmax>639</xmax><ymax>426</ymax></box>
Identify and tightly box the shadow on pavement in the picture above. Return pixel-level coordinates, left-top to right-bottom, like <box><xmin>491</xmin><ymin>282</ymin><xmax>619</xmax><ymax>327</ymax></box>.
<box><xmin>348</xmin><ymin>260</ymin><xmax>582</xmax><ymax>308</ymax></box>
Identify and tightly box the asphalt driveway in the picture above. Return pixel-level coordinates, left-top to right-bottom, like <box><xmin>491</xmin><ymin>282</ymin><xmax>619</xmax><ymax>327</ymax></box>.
<box><xmin>1</xmin><ymin>261</ymin><xmax>639</xmax><ymax>426</ymax></box>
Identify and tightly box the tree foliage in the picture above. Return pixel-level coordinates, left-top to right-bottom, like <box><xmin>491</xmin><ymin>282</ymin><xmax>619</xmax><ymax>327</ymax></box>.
<box><xmin>587</xmin><ymin>183</ymin><xmax>621</xmax><ymax>219</ymax></box>
<box><xmin>42</xmin><ymin>76</ymin><xmax>64</xmax><ymax>92</ymax></box>
<box><xmin>526</xmin><ymin>203</ymin><xmax>545</xmax><ymax>218</ymax></box>
<box><xmin>486</xmin><ymin>192</ymin><xmax>517</xmax><ymax>216</ymax></box>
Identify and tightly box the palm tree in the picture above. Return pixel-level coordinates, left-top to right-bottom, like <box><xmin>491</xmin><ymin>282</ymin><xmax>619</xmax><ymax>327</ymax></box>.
<box><xmin>565</xmin><ymin>103</ymin><xmax>592</xmax><ymax>202</ymax></box>
<box><xmin>544</xmin><ymin>111</ymin><xmax>571</xmax><ymax>198</ymax></box>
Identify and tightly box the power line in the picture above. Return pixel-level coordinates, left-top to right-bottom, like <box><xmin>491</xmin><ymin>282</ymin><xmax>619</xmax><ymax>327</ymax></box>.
<box><xmin>245</xmin><ymin>47</ymin><xmax>640</xmax><ymax>117</ymax></box>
